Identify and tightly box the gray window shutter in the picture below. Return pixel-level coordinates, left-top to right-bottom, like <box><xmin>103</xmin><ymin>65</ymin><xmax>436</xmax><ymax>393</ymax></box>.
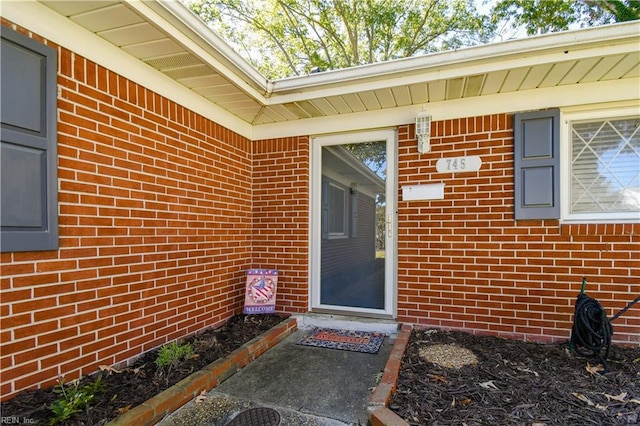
<box><xmin>1</xmin><ymin>27</ymin><xmax>58</xmax><ymax>252</ymax></box>
<box><xmin>514</xmin><ymin>109</ymin><xmax>560</xmax><ymax>220</ymax></box>
<box><xmin>349</xmin><ymin>188</ymin><xmax>357</xmax><ymax>238</ymax></box>
<box><xmin>321</xmin><ymin>176</ymin><xmax>329</xmax><ymax>239</ymax></box>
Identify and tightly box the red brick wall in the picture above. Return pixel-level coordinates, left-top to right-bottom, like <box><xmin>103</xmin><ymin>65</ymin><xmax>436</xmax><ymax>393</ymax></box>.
<box><xmin>252</xmin><ymin>137</ymin><xmax>310</xmax><ymax>313</ymax></box>
<box><xmin>397</xmin><ymin>117</ymin><xmax>640</xmax><ymax>345</ymax></box>
<box><xmin>2</xmin><ymin>19</ymin><xmax>638</xmax><ymax>401</ymax></box>
<box><xmin>1</xmin><ymin>22</ymin><xmax>254</xmax><ymax>399</ymax></box>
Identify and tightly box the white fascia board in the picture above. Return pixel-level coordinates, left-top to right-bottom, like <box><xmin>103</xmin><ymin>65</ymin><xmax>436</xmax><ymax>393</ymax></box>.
<box><xmin>253</xmin><ymin>77</ymin><xmax>640</xmax><ymax>140</ymax></box>
<box><xmin>135</xmin><ymin>0</ymin><xmax>268</xmax><ymax>98</ymax></box>
<box><xmin>3</xmin><ymin>0</ymin><xmax>252</xmax><ymax>139</ymax></box>
<box><xmin>268</xmin><ymin>43</ymin><xmax>640</xmax><ymax>105</ymax></box>
<box><xmin>269</xmin><ymin>21</ymin><xmax>640</xmax><ymax>103</ymax></box>
<box><xmin>268</xmin><ymin>41</ymin><xmax>640</xmax><ymax>105</ymax></box>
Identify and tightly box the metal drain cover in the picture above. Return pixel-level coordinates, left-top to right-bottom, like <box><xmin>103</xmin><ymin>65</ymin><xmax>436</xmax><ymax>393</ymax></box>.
<box><xmin>226</xmin><ymin>407</ymin><xmax>281</xmax><ymax>426</ymax></box>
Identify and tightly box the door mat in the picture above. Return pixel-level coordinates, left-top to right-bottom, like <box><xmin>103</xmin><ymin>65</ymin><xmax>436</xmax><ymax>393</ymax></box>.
<box><xmin>296</xmin><ymin>328</ymin><xmax>385</xmax><ymax>354</ymax></box>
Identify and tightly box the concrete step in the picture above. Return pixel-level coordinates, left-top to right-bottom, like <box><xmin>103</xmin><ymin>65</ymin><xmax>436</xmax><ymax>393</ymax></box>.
<box><xmin>293</xmin><ymin>313</ymin><xmax>399</xmax><ymax>336</ymax></box>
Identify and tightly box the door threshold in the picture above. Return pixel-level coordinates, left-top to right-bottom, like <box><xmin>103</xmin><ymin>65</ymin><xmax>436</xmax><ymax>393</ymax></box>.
<box><xmin>293</xmin><ymin>312</ymin><xmax>399</xmax><ymax>336</ymax></box>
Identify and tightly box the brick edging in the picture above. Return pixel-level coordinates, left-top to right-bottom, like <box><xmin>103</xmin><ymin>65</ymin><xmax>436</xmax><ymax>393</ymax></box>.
<box><xmin>368</xmin><ymin>324</ymin><xmax>412</xmax><ymax>426</ymax></box>
<box><xmin>106</xmin><ymin>316</ymin><xmax>297</xmax><ymax>426</ymax></box>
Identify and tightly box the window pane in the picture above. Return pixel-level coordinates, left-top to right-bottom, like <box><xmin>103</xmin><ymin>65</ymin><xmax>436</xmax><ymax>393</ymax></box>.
<box><xmin>571</xmin><ymin>117</ymin><xmax>640</xmax><ymax>213</ymax></box>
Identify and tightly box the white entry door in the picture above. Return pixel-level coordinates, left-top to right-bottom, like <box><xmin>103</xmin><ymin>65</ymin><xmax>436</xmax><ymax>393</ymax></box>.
<box><xmin>310</xmin><ymin>130</ymin><xmax>396</xmax><ymax>318</ymax></box>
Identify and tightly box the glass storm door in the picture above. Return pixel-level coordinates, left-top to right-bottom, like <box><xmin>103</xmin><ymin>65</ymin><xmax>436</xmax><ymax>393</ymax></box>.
<box><xmin>311</xmin><ymin>130</ymin><xmax>396</xmax><ymax>317</ymax></box>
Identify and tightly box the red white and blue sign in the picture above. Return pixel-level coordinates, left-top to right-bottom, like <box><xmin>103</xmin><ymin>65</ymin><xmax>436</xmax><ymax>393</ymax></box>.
<box><xmin>244</xmin><ymin>269</ymin><xmax>278</xmax><ymax>314</ymax></box>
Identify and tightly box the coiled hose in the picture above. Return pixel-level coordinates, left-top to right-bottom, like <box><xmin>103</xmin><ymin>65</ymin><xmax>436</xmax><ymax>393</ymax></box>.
<box><xmin>570</xmin><ymin>277</ymin><xmax>640</xmax><ymax>372</ymax></box>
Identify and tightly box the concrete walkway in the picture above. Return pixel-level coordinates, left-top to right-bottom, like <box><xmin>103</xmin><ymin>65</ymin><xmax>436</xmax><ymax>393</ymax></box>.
<box><xmin>158</xmin><ymin>321</ymin><xmax>396</xmax><ymax>426</ymax></box>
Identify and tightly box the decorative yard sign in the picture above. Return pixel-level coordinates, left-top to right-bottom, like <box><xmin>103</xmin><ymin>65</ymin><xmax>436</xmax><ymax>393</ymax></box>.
<box><xmin>244</xmin><ymin>269</ymin><xmax>278</xmax><ymax>314</ymax></box>
<box><xmin>436</xmin><ymin>155</ymin><xmax>482</xmax><ymax>173</ymax></box>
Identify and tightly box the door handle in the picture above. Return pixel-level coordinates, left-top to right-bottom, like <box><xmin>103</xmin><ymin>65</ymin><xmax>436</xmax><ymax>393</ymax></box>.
<box><xmin>387</xmin><ymin>214</ymin><xmax>392</xmax><ymax>238</ymax></box>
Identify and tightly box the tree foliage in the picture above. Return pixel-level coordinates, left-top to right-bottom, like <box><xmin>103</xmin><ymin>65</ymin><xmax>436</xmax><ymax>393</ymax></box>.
<box><xmin>345</xmin><ymin>142</ymin><xmax>386</xmax><ymax>178</ymax></box>
<box><xmin>491</xmin><ymin>0</ymin><xmax>640</xmax><ymax>36</ymax></box>
<box><xmin>599</xmin><ymin>0</ymin><xmax>640</xmax><ymax>21</ymax></box>
<box><xmin>187</xmin><ymin>0</ymin><xmax>492</xmax><ymax>79</ymax></box>
<box><xmin>185</xmin><ymin>0</ymin><xmax>639</xmax><ymax>79</ymax></box>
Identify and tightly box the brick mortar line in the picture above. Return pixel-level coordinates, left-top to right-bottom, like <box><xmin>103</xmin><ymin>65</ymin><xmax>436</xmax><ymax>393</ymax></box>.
<box><xmin>368</xmin><ymin>324</ymin><xmax>412</xmax><ymax>426</ymax></box>
<box><xmin>106</xmin><ymin>316</ymin><xmax>297</xmax><ymax>426</ymax></box>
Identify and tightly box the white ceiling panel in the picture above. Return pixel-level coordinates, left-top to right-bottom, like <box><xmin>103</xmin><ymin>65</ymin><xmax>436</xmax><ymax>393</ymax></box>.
<box><xmin>307</xmin><ymin>98</ymin><xmax>338</xmax><ymax>116</ymax></box>
<box><xmin>296</xmin><ymin>100</ymin><xmax>325</xmax><ymax>117</ymax></box>
<box><xmin>296</xmin><ymin>103</ymin><xmax>320</xmax><ymax>119</ymax></box>
<box><xmin>197</xmin><ymin>83</ymin><xmax>243</xmax><ymax>96</ymax></box>
<box><xmin>203</xmin><ymin>91</ymin><xmax>252</xmax><ymax>104</ymax></box>
<box><xmin>375</xmin><ymin>88</ymin><xmax>396</xmax><ymax>108</ymax></box>
<box><xmin>427</xmin><ymin>80</ymin><xmax>446</xmax><ymax>101</ymax></box>
<box><xmin>178</xmin><ymin>74</ymin><xmax>230</xmax><ymax>89</ymax></box>
<box><xmin>254</xmin><ymin>108</ymin><xmax>279</xmax><ymax>124</ymax></box>
<box><xmin>600</xmin><ymin>53</ymin><xmax>640</xmax><ymax>80</ymax></box>
<box><xmin>538</xmin><ymin>61</ymin><xmax>576</xmax><ymax>88</ymax></box>
<box><xmin>250</xmin><ymin>108</ymin><xmax>270</xmax><ymax>123</ymax></box>
<box><xmin>145</xmin><ymin>53</ymin><xmax>204</xmax><ymax>70</ymax></box>
<box><xmin>43</xmin><ymin>1</ymin><xmax>118</xmax><ymax>16</ymax></box>
<box><xmin>217</xmin><ymin>99</ymin><xmax>261</xmax><ymax>109</ymax></box>
<box><xmin>71</xmin><ymin>4</ymin><xmax>142</xmax><ymax>32</ymax></box>
<box><xmin>216</xmin><ymin>101</ymin><xmax>262</xmax><ymax>115</ymax></box>
<box><xmin>198</xmin><ymin>86</ymin><xmax>243</xmax><ymax>98</ymax></box>
<box><xmin>481</xmin><ymin>70</ymin><xmax>508</xmax><ymax>95</ymax></box>
<box><xmin>265</xmin><ymin>105</ymin><xmax>300</xmax><ymax>121</ymax></box>
<box><xmin>408</xmin><ymin>84</ymin><xmax>429</xmax><ymax>104</ymax></box>
<box><xmin>622</xmin><ymin>62</ymin><xmax>640</xmax><ymax>79</ymax></box>
<box><xmin>326</xmin><ymin>96</ymin><xmax>352</xmax><ymax>114</ymax></box>
<box><xmin>124</xmin><ymin>39</ymin><xmax>185</xmax><ymax>59</ymax></box>
<box><xmin>358</xmin><ymin>92</ymin><xmax>382</xmax><ymax>110</ymax></box>
<box><xmin>341</xmin><ymin>94</ymin><xmax>366</xmax><ymax>112</ymax></box>
<box><xmin>99</xmin><ymin>22</ymin><xmax>165</xmax><ymax>46</ymax></box>
<box><xmin>559</xmin><ymin>57</ymin><xmax>601</xmax><ymax>85</ymax></box>
<box><xmin>500</xmin><ymin>67</ymin><xmax>531</xmax><ymax>92</ymax></box>
<box><xmin>519</xmin><ymin>64</ymin><xmax>553</xmax><ymax>90</ymax></box>
<box><xmin>446</xmin><ymin>78</ymin><xmax>465</xmax><ymax>100</ymax></box>
<box><xmin>391</xmin><ymin>86</ymin><xmax>412</xmax><ymax>106</ymax></box>
<box><xmin>284</xmin><ymin>103</ymin><xmax>312</xmax><ymax>119</ymax></box>
<box><xmin>581</xmin><ymin>55</ymin><xmax>627</xmax><ymax>83</ymax></box>
<box><xmin>464</xmin><ymin>75</ymin><xmax>486</xmax><ymax>97</ymax></box>
<box><xmin>166</xmin><ymin>64</ymin><xmax>211</xmax><ymax>79</ymax></box>
<box><xmin>240</xmin><ymin>111</ymin><xmax>263</xmax><ymax>123</ymax></box>
<box><xmin>237</xmin><ymin>111</ymin><xmax>262</xmax><ymax>123</ymax></box>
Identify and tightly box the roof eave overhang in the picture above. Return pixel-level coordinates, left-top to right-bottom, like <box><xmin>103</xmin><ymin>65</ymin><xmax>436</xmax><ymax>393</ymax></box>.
<box><xmin>267</xmin><ymin>21</ymin><xmax>640</xmax><ymax>103</ymax></box>
<box><xmin>4</xmin><ymin>1</ymin><xmax>639</xmax><ymax>142</ymax></box>
<box><xmin>131</xmin><ymin>0</ymin><xmax>269</xmax><ymax>99</ymax></box>
<box><xmin>114</xmin><ymin>1</ymin><xmax>640</xmax><ymax>109</ymax></box>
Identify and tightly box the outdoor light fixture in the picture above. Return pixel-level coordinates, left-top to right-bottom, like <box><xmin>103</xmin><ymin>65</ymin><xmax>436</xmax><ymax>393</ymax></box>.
<box><xmin>415</xmin><ymin>110</ymin><xmax>432</xmax><ymax>153</ymax></box>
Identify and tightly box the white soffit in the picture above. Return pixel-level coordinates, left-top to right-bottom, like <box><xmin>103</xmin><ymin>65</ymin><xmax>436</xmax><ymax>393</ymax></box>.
<box><xmin>5</xmin><ymin>0</ymin><xmax>253</xmax><ymax>138</ymax></box>
<box><xmin>7</xmin><ymin>1</ymin><xmax>640</xmax><ymax>140</ymax></box>
<box><xmin>253</xmin><ymin>78</ymin><xmax>640</xmax><ymax>140</ymax></box>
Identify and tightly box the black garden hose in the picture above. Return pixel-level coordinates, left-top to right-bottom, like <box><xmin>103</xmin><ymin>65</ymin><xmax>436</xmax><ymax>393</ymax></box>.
<box><xmin>569</xmin><ymin>278</ymin><xmax>640</xmax><ymax>372</ymax></box>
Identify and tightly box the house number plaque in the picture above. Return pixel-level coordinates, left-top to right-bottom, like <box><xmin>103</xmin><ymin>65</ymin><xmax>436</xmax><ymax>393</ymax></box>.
<box><xmin>436</xmin><ymin>155</ymin><xmax>482</xmax><ymax>173</ymax></box>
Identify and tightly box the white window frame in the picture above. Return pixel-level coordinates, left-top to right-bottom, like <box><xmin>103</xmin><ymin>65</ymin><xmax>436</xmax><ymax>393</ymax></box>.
<box><xmin>561</xmin><ymin>106</ymin><xmax>640</xmax><ymax>223</ymax></box>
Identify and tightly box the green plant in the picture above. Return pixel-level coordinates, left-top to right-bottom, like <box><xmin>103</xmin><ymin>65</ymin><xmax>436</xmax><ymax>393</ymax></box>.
<box><xmin>155</xmin><ymin>341</ymin><xmax>194</xmax><ymax>370</ymax></box>
<box><xmin>48</xmin><ymin>377</ymin><xmax>104</xmax><ymax>425</ymax></box>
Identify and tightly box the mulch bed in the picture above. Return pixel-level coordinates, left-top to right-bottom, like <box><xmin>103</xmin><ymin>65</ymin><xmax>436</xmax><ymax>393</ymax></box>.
<box><xmin>390</xmin><ymin>329</ymin><xmax>640</xmax><ymax>425</ymax></box>
<box><xmin>1</xmin><ymin>313</ymin><xmax>285</xmax><ymax>425</ymax></box>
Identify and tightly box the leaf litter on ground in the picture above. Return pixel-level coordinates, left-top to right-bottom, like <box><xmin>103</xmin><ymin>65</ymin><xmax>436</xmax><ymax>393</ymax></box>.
<box><xmin>1</xmin><ymin>314</ymin><xmax>286</xmax><ymax>425</ymax></box>
<box><xmin>390</xmin><ymin>329</ymin><xmax>640</xmax><ymax>425</ymax></box>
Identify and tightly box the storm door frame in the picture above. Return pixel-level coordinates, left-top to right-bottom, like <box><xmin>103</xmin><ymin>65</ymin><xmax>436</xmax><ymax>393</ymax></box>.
<box><xmin>309</xmin><ymin>129</ymin><xmax>397</xmax><ymax>318</ymax></box>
